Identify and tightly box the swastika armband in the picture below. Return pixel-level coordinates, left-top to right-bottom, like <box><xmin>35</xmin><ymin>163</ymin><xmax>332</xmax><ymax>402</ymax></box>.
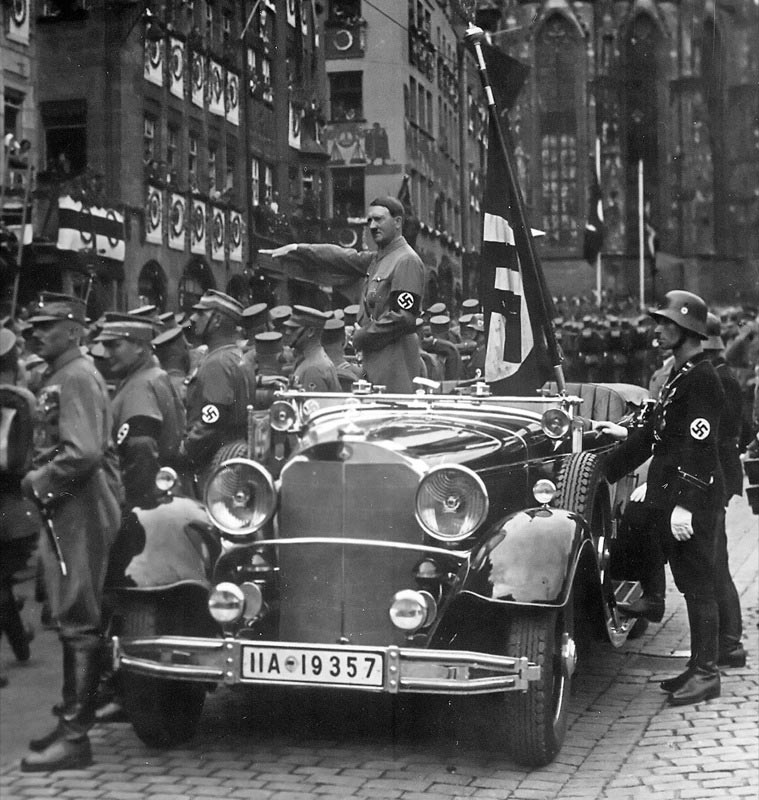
<box><xmin>115</xmin><ymin>415</ymin><xmax>162</xmax><ymax>449</ymax></box>
<box><xmin>199</xmin><ymin>403</ymin><xmax>232</xmax><ymax>426</ymax></box>
<box><xmin>689</xmin><ymin>417</ymin><xmax>711</xmax><ymax>440</ymax></box>
<box><xmin>390</xmin><ymin>290</ymin><xmax>421</xmax><ymax>315</ymax></box>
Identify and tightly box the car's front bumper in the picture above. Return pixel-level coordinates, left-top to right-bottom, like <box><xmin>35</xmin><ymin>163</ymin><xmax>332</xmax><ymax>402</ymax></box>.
<box><xmin>112</xmin><ymin>636</ymin><xmax>541</xmax><ymax>694</ymax></box>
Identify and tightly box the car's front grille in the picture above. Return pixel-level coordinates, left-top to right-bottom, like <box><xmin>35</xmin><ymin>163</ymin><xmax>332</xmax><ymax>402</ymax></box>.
<box><xmin>275</xmin><ymin>445</ymin><xmax>423</xmax><ymax>645</ymax></box>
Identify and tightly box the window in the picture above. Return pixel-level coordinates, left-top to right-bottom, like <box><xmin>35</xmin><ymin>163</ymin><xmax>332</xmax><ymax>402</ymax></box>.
<box><xmin>226</xmin><ymin>144</ymin><xmax>236</xmax><ymax>198</ymax></box>
<box><xmin>263</xmin><ymin>164</ymin><xmax>273</xmax><ymax>204</ymax></box>
<box><xmin>251</xmin><ymin>159</ymin><xmax>261</xmax><ymax>205</ymax></box>
<box><xmin>144</xmin><ymin>116</ymin><xmax>156</xmax><ymax>162</ymax></box>
<box><xmin>536</xmin><ymin>15</ymin><xmax>580</xmax><ymax>248</ymax></box>
<box><xmin>188</xmin><ymin>133</ymin><xmax>198</xmax><ymax>177</ymax></box>
<box><xmin>329</xmin><ymin>72</ymin><xmax>363</xmax><ymax>122</ymax></box>
<box><xmin>417</xmin><ymin>84</ymin><xmax>425</xmax><ymax>129</ymax></box>
<box><xmin>261</xmin><ymin>57</ymin><xmax>272</xmax><ymax>102</ymax></box>
<box><xmin>205</xmin><ymin>1</ymin><xmax>214</xmax><ymax>38</ymax></box>
<box><xmin>166</xmin><ymin>126</ymin><xmax>178</xmax><ymax>173</ymax></box>
<box><xmin>208</xmin><ymin>143</ymin><xmax>218</xmax><ymax>193</ymax></box>
<box><xmin>332</xmin><ymin>167</ymin><xmax>364</xmax><ymax>219</ymax></box>
<box><xmin>4</xmin><ymin>91</ymin><xmax>22</xmax><ymax>139</ymax></box>
<box><xmin>222</xmin><ymin>9</ymin><xmax>232</xmax><ymax>42</ymax></box>
<box><xmin>41</xmin><ymin>99</ymin><xmax>87</xmax><ymax>174</ymax></box>
<box><xmin>427</xmin><ymin>91</ymin><xmax>433</xmax><ymax>136</ymax></box>
<box><xmin>409</xmin><ymin>78</ymin><xmax>417</xmax><ymax>123</ymax></box>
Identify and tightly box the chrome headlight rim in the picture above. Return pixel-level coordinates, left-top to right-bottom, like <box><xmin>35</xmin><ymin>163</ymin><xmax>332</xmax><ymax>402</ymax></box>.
<box><xmin>388</xmin><ymin>589</ymin><xmax>438</xmax><ymax>633</ymax></box>
<box><xmin>204</xmin><ymin>457</ymin><xmax>277</xmax><ymax>537</ymax></box>
<box><xmin>269</xmin><ymin>400</ymin><xmax>299</xmax><ymax>432</ymax></box>
<box><xmin>414</xmin><ymin>463</ymin><xmax>489</xmax><ymax>543</ymax></box>
<box><xmin>208</xmin><ymin>581</ymin><xmax>245</xmax><ymax>624</ymax></box>
<box><xmin>541</xmin><ymin>407</ymin><xmax>571</xmax><ymax>439</ymax></box>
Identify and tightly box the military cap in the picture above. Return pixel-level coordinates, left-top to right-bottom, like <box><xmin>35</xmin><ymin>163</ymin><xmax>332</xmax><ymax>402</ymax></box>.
<box><xmin>0</xmin><ymin>327</ymin><xmax>16</xmax><ymax>358</ymax></box>
<box><xmin>95</xmin><ymin>312</ymin><xmax>155</xmax><ymax>343</ymax></box>
<box><xmin>192</xmin><ymin>289</ymin><xmax>244</xmax><ymax>322</ymax></box>
<box><xmin>461</xmin><ymin>298</ymin><xmax>480</xmax><ymax>313</ymax></box>
<box><xmin>368</xmin><ymin>196</ymin><xmax>404</xmax><ymax>218</ymax></box>
<box><xmin>703</xmin><ymin>312</ymin><xmax>725</xmax><ymax>351</ymax></box>
<box><xmin>332</xmin><ymin>308</ymin><xmax>345</xmax><ymax>321</ymax></box>
<box><xmin>254</xmin><ymin>330</ymin><xmax>283</xmax><ymax>356</ymax></box>
<box><xmin>152</xmin><ymin>325</ymin><xmax>186</xmax><ymax>348</ymax></box>
<box><xmin>430</xmin><ymin>314</ymin><xmax>451</xmax><ymax>335</ymax></box>
<box><xmin>427</xmin><ymin>302</ymin><xmax>447</xmax><ymax>316</ymax></box>
<box><xmin>128</xmin><ymin>304</ymin><xmax>159</xmax><ymax>320</ymax></box>
<box><xmin>343</xmin><ymin>304</ymin><xmax>360</xmax><ymax>325</ymax></box>
<box><xmin>241</xmin><ymin>302</ymin><xmax>270</xmax><ymax>329</ymax></box>
<box><xmin>158</xmin><ymin>311</ymin><xmax>183</xmax><ymax>329</ymax></box>
<box><xmin>28</xmin><ymin>292</ymin><xmax>87</xmax><ymax>324</ymax></box>
<box><xmin>469</xmin><ymin>318</ymin><xmax>485</xmax><ymax>334</ymax></box>
<box><xmin>458</xmin><ymin>313</ymin><xmax>474</xmax><ymax>328</ymax></box>
<box><xmin>269</xmin><ymin>304</ymin><xmax>293</xmax><ymax>329</ymax></box>
<box><xmin>283</xmin><ymin>305</ymin><xmax>331</xmax><ymax>330</ymax></box>
<box><xmin>322</xmin><ymin>317</ymin><xmax>346</xmax><ymax>345</ymax></box>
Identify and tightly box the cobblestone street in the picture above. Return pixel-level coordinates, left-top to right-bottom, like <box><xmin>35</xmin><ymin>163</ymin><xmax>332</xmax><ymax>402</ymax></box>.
<box><xmin>1</xmin><ymin>492</ymin><xmax>756</xmax><ymax>800</ymax></box>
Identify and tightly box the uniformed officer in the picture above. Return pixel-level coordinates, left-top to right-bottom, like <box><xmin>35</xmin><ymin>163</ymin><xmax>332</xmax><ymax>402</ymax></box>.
<box><xmin>703</xmin><ymin>313</ymin><xmax>746</xmax><ymax>668</ymax></box>
<box><xmin>263</xmin><ymin>196</ymin><xmax>425</xmax><ymax>392</ymax></box>
<box><xmin>426</xmin><ymin>314</ymin><xmax>462</xmax><ymax>381</ymax></box>
<box><xmin>96</xmin><ymin>315</ymin><xmax>185</xmax><ymax>509</ymax></box>
<box><xmin>595</xmin><ymin>291</ymin><xmax>725</xmax><ymax>706</ymax></box>
<box><xmin>463</xmin><ymin>318</ymin><xmax>486</xmax><ymax>381</ymax></box>
<box><xmin>322</xmin><ymin>317</ymin><xmax>362</xmax><ymax>391</ymax></box>
<box><xmin>20</xmin><ymin>293</ymin><xmax>123</xmax><ymax>771</ymax></box>
<box><xmin>283</xmin><ymin>305</ymin><xmax>341</xmax><ymax>392</ymax></box>
<box><xmin>254</xmin><ymin>331</ymin><xmax>287</xmax><ymax>377</ymax></box>
<box><xmin>151</xmin><ymin>324</ymin><xmax>191</xmax><ymax>403</ymax></box>
<box><xmin>180</xmin><ymin>290</ymin><xmax>255</xmax><ymax>492</ymax></box>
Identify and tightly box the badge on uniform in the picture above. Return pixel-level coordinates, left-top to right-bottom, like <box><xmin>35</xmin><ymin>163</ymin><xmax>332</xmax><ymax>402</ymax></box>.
<box><xmin>690</xmin><ymin>418</ymin><xmax>710</xmax><ymax>440</ymax></box>
<box><xmin>201</xmin><ymin>404</ymin><xmax>220</xmax><ymax>424</ymax></box>
<box><xmin>116</xmin><ymin>422</ymin><xmax>130</xmax><ymax>445</ymax></box>
<box><xmin>396</xmin><ymin>292</ymin><xmax>415</xmax><ymax>311</ymax></box>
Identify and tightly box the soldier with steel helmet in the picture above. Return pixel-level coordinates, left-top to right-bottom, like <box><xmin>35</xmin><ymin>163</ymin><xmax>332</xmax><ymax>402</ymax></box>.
<box><xmin>595</xmin><ymin>290</ymin><xmax>725</xmax><ymax>707</ymax></box>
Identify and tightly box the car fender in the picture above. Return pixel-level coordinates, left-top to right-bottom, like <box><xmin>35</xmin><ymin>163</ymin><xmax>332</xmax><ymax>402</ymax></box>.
<box><xmin>463</xmin><ymin>508</ymin><xmax>591</xmax><ymax>606</ymax></box>
<box><xmin>106</xmin><ymin>496</ymin><xmax>219</xmax><ymax>591</ymax></box>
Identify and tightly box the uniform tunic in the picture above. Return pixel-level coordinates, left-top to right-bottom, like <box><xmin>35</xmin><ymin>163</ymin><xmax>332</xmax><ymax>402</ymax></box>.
<box><xmin>292</xmin><ymin>347</ymin><xmax>341</xmax><ymax>392</ymax></box>
<box><xmin>295</xmin><ymin>238</ymin><xmax>424</xmax><ymax>392</ymax></box>
<box><xmin>111</xmin><ymin>355</ymin><xmax>186</xmax><ymax>508</ymax></box>
<box><xmin>604</xmin><ymin>352</ymin><xmax>724</xmax><ymax>597</ymax></box>
<box><xmin>27</xmin><ymin>348</ymin><xmax>123</xmax><ymax>636</ymax></box>
<box><xmin>182</xmin><ymin>343</ymin><xmax>255</xmax><ymax>474</ymax></box>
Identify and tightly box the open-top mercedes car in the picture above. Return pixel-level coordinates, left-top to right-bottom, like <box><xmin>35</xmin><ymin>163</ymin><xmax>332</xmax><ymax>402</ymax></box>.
<box><xmin>111</xmin><ymin>379</ymin><xmax>650</xmax><ymax>766</ymax></box>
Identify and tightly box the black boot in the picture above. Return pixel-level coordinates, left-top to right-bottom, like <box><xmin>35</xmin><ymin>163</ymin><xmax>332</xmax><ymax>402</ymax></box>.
<box><xmin>618</xmin><ymin>558</ymin><xmax>666</xmax><ymax>623</ymax></box>
<box><xmin>22</xmin><ymin>637</ymin><xmax>101</xmax><ymax>771</ymax></box>
<box><xmin>618</xmin><ymin>593</ymin><xmax>665</xmax><ymax>622</ymax></box>
<box><xmin>718</xmin><ymin>645</ymin><xmax>747</xmax><ymax>668</ymax></box>
<box><xmin>667</xmin><ymin>598</ymin><xmax>720</xmax><ymax>707</ymax></box>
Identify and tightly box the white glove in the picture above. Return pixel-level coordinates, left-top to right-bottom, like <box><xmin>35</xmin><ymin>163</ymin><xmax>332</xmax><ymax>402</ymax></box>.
<box><xmin>258</xmin><ymin>243</ymin><xmax>298</xmax><ymax>258</ymax></box>
<box><xmin>592</xmin><ymin>420</ymin><xmax>628</xmax><ymax>441</ymax></box>
<box><xmin>670</xmin><ymin>505</ymin><xmax>693</xmax><ymax>541</ymax></box>
<box><xmin>630</xmin><ymin>482</ymin><xmax>647</xmax><ymax>503</ymax></box>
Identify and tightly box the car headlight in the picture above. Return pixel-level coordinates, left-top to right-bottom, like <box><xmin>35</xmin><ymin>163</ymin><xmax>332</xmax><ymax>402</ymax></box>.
<box><xmin>208</xmin><ymin>582</ymin><xmax>245</xmax><ymax>623</ymax></box>
<box><xmin>389</xmin><ymin>589</ymin><xmax>437</xmax><ymax>632</ymax></box>
<box><xmin>204</xmin><ymin>458</ymin><xmax>277</xmax><ymax>537</ymax></box>
<box><xmin>269</xmin><ymin>400</ymin><xmax>298</xmax><ymax>432</ymax></box>
<box><xmin>415</xmin><ymin>465</ymin><xmax>489</xmax><ymax>542</ymax></box>
<box><xmin>533</xmin><ymin>479</ymin><xmax>557</xmax><ymax>505</ymax></box>
<box><xmin>541</xmin><ymin>408</ymin><xmax>571</xmax><ymax>439</ymax></box>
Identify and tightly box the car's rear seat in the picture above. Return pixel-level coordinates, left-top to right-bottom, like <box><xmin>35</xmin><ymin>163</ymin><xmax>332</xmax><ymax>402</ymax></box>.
<box><xmin>542</xmin><ymin>382</ymin><xmax>649</xmax><ymax>423</ymax></box>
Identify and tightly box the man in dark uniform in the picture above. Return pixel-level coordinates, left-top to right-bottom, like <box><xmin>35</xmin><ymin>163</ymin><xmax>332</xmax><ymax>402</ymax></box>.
<box><xmin>152</xmin><ymin>324</ymin><xmax>191</xmax><ymax>402</ymax></box>
<box><xmin>263</xmin><ymin>196</ymin><xmax>425</xmax><ymax>392</ymax></box>
<box><xmin>97</xmin><ymin>315</ymin><xmax>186</xmax><ymax>510</ymax></box>
<box><xmin>702</xmin><ymin>312</ymin><xmax>746</xmax><ymax>667</ymax></box>
<box><xmin>20</xmin><ymin>294</ymin><xmax>123</xmax><ymax>771</ymax></box>
<box><xmin>595</xmin><ymin>290</ymin><xmax>725</xmax><ymax>706</ymax></box>
<box><xmin>180</xmin><ymin>290</ymin><xmax>255</xmax><ymax>492</ymax></box>
<box><xmin>283</xmin><ymin>306</ymin><xmax>341</xmax><ymax>392</ymax></box>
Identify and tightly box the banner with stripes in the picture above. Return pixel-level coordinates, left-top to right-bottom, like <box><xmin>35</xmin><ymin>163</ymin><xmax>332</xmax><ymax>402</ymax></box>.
<box><xmin>190</xmin><ymin>198</ymin><xmax>206</xmax><ymax>255</ymax></box>
<box><xmin>169</xmin><ymin>37</ymin><xmax>185</xmax><ymax>99</ymax></box>
<box><xmin>145</xmin><ymin>186</ymin><xmax>163</xmax><ymax>245</ymax></box>
<box><xmin>211</xmin><ymin>206</ymin><xmax>225</xmax><ymax>261</ymax></box>
<box><xmin>229</xmin><ymin>210</ymin><xmax>243</xmax><ymax>262</ymax></box>
<box><xmin>169</xmin><ymin>193</ymin><xmax>186</xmax><ymax>251</ymax></box>
<box><xmin>56</xmin><ymin>196</ymin><xmax>125</xmax><ymax>261</ymax></box>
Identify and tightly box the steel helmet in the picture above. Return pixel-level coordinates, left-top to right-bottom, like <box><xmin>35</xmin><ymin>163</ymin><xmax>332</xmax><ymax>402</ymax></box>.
<box><xmin>703</xmin><ymin>312</ymin><xmax>725</xmax><ymax>351</ymax></box>
<box><xmin>649</xmin><ymin>290</ymin><xmax>708</xmax><ymax>339</ymax></box>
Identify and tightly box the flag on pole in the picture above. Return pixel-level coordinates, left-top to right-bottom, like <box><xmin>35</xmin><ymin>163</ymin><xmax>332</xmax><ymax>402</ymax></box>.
<box><xmin>479</xmin><ymin>47</ymin><xmax>553</xmax><ymax>396</ymax></box>
<box><xmin>644</xmin><ymin>199</ymin><xmax>658</xmax><ymax>274</ymax></box>
<box><xmin>583</xmin><ymin>153</ymin><xmax>604</xmax><ymax>265</ymax></box>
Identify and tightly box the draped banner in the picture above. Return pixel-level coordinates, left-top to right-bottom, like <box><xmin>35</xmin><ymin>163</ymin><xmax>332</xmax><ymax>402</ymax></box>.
<box><xmin>288</xmin><ymin>101</ymin><xmax>302</xmax><ymax>150</ymax></box>
<box><xmin>191</xmin><ymin>50</ymin><xmax>205</xmax><ymax>108</ymax></box>
<box><xmin>91</xmin><ymin>206</ymin><xmax>125</xmax><ymax>261</ymax></box>
<box><xmin>145</xmin><ymin>185</ymin><xmax>163</xmax><ymax>245</ymax></box>
<box><xmin>226</xmin><ymin>71</ymin><xmax>240</xmax><ymax>126</ymax></box>
<box><xmin>229</xmin><ymin>210</ymin><xmax>243</xmax><ymax>263</ymax></box>
<box><xmin>169</xmin><ymin>37</ymin><xmax>185</xmax><ymax>99</ymax></box>
<box><xmin>286</xmin><ymin>0</ymin><xmax>297</xmax><ymax>27</ymax></box>
<box><xmin>7</xmin><ymin>0</ymin><xmax>30</xmax><ymax>45</ymax></box>
<box><xmin>209</xmin><ymin>60</ymin><xmax>225</xmax><ymax>116</ymax></box>
<box><xmin>169</xmin><ymin>193</ymin><xmax>186</xmax><ymax>251</ymax></box>
<box><xmin>190</xmin><ymin>198</ymin><xmax>207</xmax><ymax>255</ymax></box>
<box><xmin>211</xmin><ymin>206</ymin><xmax>225</xmax><ymax>261</ymax></box>
<box><xmin>56</xmin><ymin>196</ymin><xmax>125</xmax><ymax>261</ymax></box>
<box><xmin>144</xmin><ymin>40</ymin><xmax>164</xmax><ymax>86</ymax></box>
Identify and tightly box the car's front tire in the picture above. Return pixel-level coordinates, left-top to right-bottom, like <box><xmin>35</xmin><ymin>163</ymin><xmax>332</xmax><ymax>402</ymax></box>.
<box><xmin>503</xmin><ymin>595</ymin><xmax>575</xmax><ymax>767</ymax></box>
<box><xmin>119</xmin><ymin>596</ymin><xmax>207</xmax><ymax>749</ymax></box>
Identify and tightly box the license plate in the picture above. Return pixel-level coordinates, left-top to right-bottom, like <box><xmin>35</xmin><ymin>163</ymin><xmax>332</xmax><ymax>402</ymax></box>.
<box><xmin>241</xmin><ymin>644</ymin><xmax>385</xmax><ymax>687</ymax></box>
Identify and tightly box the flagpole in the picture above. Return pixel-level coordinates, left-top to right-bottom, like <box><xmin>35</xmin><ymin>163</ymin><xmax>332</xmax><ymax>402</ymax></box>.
<box><xmin>638</xmin><ymin>159</ymin><xmax>645</xmax><ymax>312</ymax></box>
<box><xmin>9</xmin><ymin>163</ymin><xmax>34</xmax><ymax>319</ymax></box>
<box><xmin>464</xmin><ymin>24</ymin><xmax>565</xmax><ymax>393</ymax></box>
<box><xmin>595</xmin><ymin>138</ymin><xmax>602</xmax><ymax>311</ymax></box>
